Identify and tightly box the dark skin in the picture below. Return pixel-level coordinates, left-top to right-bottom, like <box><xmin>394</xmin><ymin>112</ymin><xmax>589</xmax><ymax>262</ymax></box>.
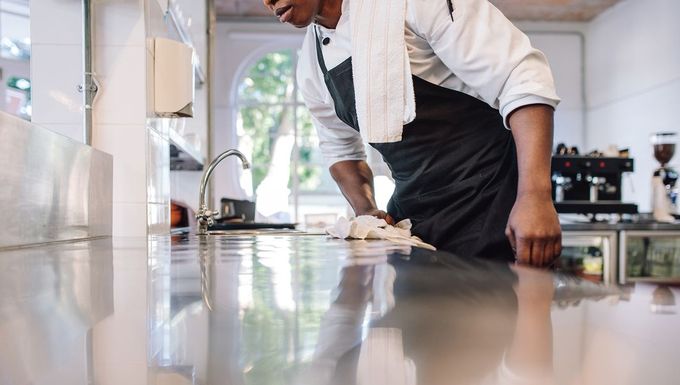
<box><xmin>262</xmin><ymin>0</ymin><xmax>342</xmax><ymax>28</ymax></box>
<box><xmin>261</xmin><ymin>0</ymin><xmax>562</xmax><ymax>267</ymax></box>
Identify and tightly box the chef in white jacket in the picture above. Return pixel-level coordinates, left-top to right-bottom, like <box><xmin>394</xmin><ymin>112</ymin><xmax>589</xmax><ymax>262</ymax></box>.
<box><xmin>262</xmin><ymin>0</ymin><xmax>562</xmax><ymax>266</ymax></box>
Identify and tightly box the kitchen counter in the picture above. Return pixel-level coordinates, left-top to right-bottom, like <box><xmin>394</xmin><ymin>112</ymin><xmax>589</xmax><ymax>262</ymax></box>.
<box><xmin>1</xmin><ymin>234</ymin><xmax>679</xmax><ymax>385</ymax></box>
<box><xmin>562</xmin><ymin>221</ymin><xmax>680</xmax><ymax>232</ymax></box>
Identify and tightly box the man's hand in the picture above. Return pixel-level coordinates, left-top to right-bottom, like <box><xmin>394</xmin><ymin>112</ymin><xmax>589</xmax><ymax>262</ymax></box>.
<box><xmin>357</xmin><ymin>208</ymin><xmax>395</xmax><ymax>225</ymax></box>
<box><xmin>506</xmin><ymin>192</ymin><xmax>562</xmax><ymax>267</ymax></box>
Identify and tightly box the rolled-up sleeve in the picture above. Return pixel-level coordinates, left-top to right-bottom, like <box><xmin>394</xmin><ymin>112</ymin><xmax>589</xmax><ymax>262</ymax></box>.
<box><xmin>297</xmin><ymin>29</ymin><xmax>366</xmax><ymax>166</ymax></box>
<box><xmin>410</xmin><ymin>0</ymin><xmax>560</xmax><ymax>128</ymax></box>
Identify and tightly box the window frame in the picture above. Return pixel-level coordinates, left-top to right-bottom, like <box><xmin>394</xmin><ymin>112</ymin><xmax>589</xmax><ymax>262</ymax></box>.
<box><xmin>233</xmin><ymin>46</ymin><xmax>330</xmax><ymax>222</ymax></box>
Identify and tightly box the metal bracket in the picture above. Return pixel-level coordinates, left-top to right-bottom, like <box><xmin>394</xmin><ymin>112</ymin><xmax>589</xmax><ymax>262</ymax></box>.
<box><xmin>77</xmin><ymin>73</ymin><xmax>100</xmax><ymax>96</ymax></box>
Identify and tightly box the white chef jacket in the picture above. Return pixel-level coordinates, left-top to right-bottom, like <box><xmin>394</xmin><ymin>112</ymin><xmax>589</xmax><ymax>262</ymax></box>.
<box><xmin>297</xmin><ymin>0</ymin><xmax>561</xmax><ymax>166</ymax></box>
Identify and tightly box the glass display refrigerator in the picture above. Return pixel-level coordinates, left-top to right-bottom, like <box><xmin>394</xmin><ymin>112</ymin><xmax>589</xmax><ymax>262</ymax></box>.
<box><xmin>619</xmin><ymin>231</ymin><xmax>680</xmax><ymax>284</ymax></box>
<box><xmin>559</xmin><ymin>231</ymin><xmax>618</xmax><ymax>285</ymax></box>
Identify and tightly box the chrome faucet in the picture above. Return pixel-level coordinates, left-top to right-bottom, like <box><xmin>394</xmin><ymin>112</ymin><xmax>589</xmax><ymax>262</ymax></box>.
<box><xmin>196</xmin><ymin>149</ymin><xmax>250</xmax><ymax>235</ymax></box>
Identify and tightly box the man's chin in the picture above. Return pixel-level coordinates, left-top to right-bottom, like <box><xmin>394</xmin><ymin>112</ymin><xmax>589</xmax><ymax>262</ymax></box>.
<box><xmin>291</xmin><ymin>22</ymin><xmax>311</xmax><ymax>28</ymax></box>
<box><xmin>287</xmin><ymin>16</ymin><xmax>314</xmax><ymax>29</ymax></box>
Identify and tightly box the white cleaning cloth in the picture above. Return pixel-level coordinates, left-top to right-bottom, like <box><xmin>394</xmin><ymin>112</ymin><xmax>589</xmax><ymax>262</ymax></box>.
<box><xmin>349</xmin><ymin>0</ymin><xmax>416</xmax><ymax>143</ymax></box>
<box><xmin>326</xmin><ymin>216</ymin><xmax>436</xmax><ymax>250</ymax></box>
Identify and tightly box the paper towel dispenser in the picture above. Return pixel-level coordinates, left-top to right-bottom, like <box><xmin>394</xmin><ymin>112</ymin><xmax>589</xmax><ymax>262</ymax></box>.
<box><xmin>154</xmin><ymin>37</ymin><xmax>194</xmax><ymax>118</ymax></box>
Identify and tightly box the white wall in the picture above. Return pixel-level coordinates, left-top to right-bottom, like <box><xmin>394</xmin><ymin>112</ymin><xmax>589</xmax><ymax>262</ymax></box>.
<box><xmin>212</xmin><ymin>22</ymin><xmax>304</xmax><ymax>209</ymax></box>
<box><xmin>585</xmin><ymin>0</ymin><xmax>680</xmax><ymax>212</ymax></box>
<box><xmin>519</xmin><ymin>22</ymin><xmax>588</xmax><ymax>150</ymax></box>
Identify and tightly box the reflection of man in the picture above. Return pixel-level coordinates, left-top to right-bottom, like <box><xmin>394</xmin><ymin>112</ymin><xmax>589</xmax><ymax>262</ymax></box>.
<box><xmin>263</xmin><ymin>0</ymin><xmax>562</xmax><ymax>265</ymax></box>
<box><xmin>299</xmin><ymin>251</ymin><xmax>556</xmax><ymax>385</ymax></box>
<box><xmin>503</xmin><ymin>265</ymin><xmax>556</xmax><ymax>384</ymax></box>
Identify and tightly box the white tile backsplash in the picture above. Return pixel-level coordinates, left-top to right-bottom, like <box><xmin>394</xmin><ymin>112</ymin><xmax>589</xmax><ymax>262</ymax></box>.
<box><xmin>146</xmin><ymin>128</ymin><xmax>170</xmax><ymax>205</ymax></box>
<box><xmin>147</xmin><ymin>202</ymin><xmax>170</xmax><ymax>235</ymax></box>
<box><xmin>94</xmin><ymin>124</ymin><xmax>147</xmax><ymax>204</ymax></box>
<box><xmin>93</xmin><ymin>0</ymin><xmax>146</xmax><ymax>47</ymax></box>
<box><xmin>112</xmin><ymin>202</ymin><xmax>147</xmax><ymax>237</ymax></box>
<box><xmin>94</xmin><ymin>45</ymin><xmax>147</xmax><ymax>125</ymax></box>
<box><xmin>30</xmin><ymin>0</ymin><xmax>82</xmax><ymax>45</ymax></box>
<box><xmin>31</xmin><ymin>44</ymin><xmax>84</xmax><ymax>126</ymax></box>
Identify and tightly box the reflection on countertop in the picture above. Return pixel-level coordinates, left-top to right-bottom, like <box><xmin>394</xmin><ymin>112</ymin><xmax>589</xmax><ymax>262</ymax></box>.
<box><xmin>0</xmin><ymin>234</ymin><xmax>678</xmax><ymax>385</ymax></box>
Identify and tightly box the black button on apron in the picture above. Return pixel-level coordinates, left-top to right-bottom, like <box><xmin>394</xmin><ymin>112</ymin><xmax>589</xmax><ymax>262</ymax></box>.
<box><xmin>314</xmin><ymin>27</ymin><xmax>518</xmax><ymax>261</ymax></box>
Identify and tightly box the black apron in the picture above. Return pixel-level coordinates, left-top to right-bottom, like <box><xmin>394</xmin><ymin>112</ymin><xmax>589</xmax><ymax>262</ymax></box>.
<box><xmin>315</xmin><ymin>28</ymin><xmax>518</xmax><ymax>261</ymax></box>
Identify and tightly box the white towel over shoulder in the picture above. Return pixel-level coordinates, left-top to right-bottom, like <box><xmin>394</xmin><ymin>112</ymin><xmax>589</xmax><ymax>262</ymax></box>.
<box><xmin>349</xmin><ymin>0</ymin><xmax>416</xmax><ymax>143</ymax></box>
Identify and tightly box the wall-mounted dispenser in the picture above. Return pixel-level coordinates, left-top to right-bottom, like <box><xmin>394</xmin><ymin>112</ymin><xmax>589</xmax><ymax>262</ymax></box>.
<box><xmin>154</xmin><ymin>37</ymin><xmax>194</xmax><ymax>118</ymax></box>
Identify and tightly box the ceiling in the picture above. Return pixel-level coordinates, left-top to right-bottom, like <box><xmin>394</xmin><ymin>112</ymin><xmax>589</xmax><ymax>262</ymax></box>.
<box><xmin>216</xmin><ymin>0</ymin><xmax>622</xmax><ymax>22</ymax></box>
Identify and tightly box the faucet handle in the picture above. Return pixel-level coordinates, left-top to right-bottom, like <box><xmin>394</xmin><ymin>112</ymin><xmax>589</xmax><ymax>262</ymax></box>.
<box><xmin>208</xmin><ymin>211</ymin><xmax>219</xmax><ymax>226</ymax></box>
<box><xmin>196</xmin><ymin>206</ymin><xmax>219</xmax><ymax>228</ymax></box>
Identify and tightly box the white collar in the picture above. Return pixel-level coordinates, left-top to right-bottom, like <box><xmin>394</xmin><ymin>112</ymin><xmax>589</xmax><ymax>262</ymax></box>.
<box><xmin>316</xmin><ymin>0</ymin><xmax>349</xmax><ymax>35</ymax></box>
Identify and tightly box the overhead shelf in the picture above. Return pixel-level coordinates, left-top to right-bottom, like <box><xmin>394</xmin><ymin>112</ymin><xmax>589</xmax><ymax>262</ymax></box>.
<box><xmin>169</xmin><ymin>128</ymin><xmax>204</xmax><ymax>171</ymax></box>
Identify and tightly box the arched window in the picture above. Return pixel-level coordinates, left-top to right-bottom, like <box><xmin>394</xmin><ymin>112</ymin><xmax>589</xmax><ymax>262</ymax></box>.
<box><xmin>235</xmin><ymin>49</ymin><xmax>349</xmax><ymax>225</ymax></box>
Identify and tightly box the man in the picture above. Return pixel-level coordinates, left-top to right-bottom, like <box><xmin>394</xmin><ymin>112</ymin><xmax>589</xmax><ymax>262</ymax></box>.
<box><xmin>263</xmin><ymin>0</ymin><xmax>562</xmax><ymax>266</ymax></box>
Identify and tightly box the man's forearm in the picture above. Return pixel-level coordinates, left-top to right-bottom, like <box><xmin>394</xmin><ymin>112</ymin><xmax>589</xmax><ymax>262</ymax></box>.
<box><xmin>505</xmin><ymin>104</ymin><xmax>562</xmax><ymax>265</ymax></box>
<box><xmin>329</xmin><ymin>160</ymin><xmax>378</xmax><ymax>215</ymax></box>
<box><xmin>508</xmin><ymin>104</ymin><xmax>555</xmax><ymax>197</ymax></box>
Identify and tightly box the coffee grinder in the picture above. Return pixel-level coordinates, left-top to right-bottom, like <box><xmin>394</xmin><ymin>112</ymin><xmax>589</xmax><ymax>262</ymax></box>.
<box><xmin>651</xmin><ymin>132</ymin><xmax>679</xmax><ymax>222</ymax></box>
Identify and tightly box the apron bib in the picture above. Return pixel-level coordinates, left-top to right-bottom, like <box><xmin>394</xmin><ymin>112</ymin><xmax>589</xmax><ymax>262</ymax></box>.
<box><xmin>314</xmin><ymin>28</ymin><xmax>518</xmax><ymax>261</ymax></box>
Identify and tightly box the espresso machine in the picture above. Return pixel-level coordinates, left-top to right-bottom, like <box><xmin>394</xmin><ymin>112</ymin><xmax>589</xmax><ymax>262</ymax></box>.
<box><xmin>651</xmin><ymin>132</ymin><xmax>679</xmax><ymax>222</ymax></box>
<box><xmin>551</xmin><ymin>154</ymin><xmax>638</xmax><ymax>215</ymax></box>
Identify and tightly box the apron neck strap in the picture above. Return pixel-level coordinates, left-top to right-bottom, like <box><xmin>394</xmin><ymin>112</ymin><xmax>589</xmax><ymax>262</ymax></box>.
<box><xmin>314</xmin><ymin>26</ymin><xmax>330</xmax><ymax>77</ymax></box>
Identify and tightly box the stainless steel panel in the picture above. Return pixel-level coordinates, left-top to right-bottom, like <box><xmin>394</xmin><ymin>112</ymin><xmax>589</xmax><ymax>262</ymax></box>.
<box><xmin>0</xmin><ymin>112</ymin><xmax>113</xmax><ymax>248</ymax></box>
